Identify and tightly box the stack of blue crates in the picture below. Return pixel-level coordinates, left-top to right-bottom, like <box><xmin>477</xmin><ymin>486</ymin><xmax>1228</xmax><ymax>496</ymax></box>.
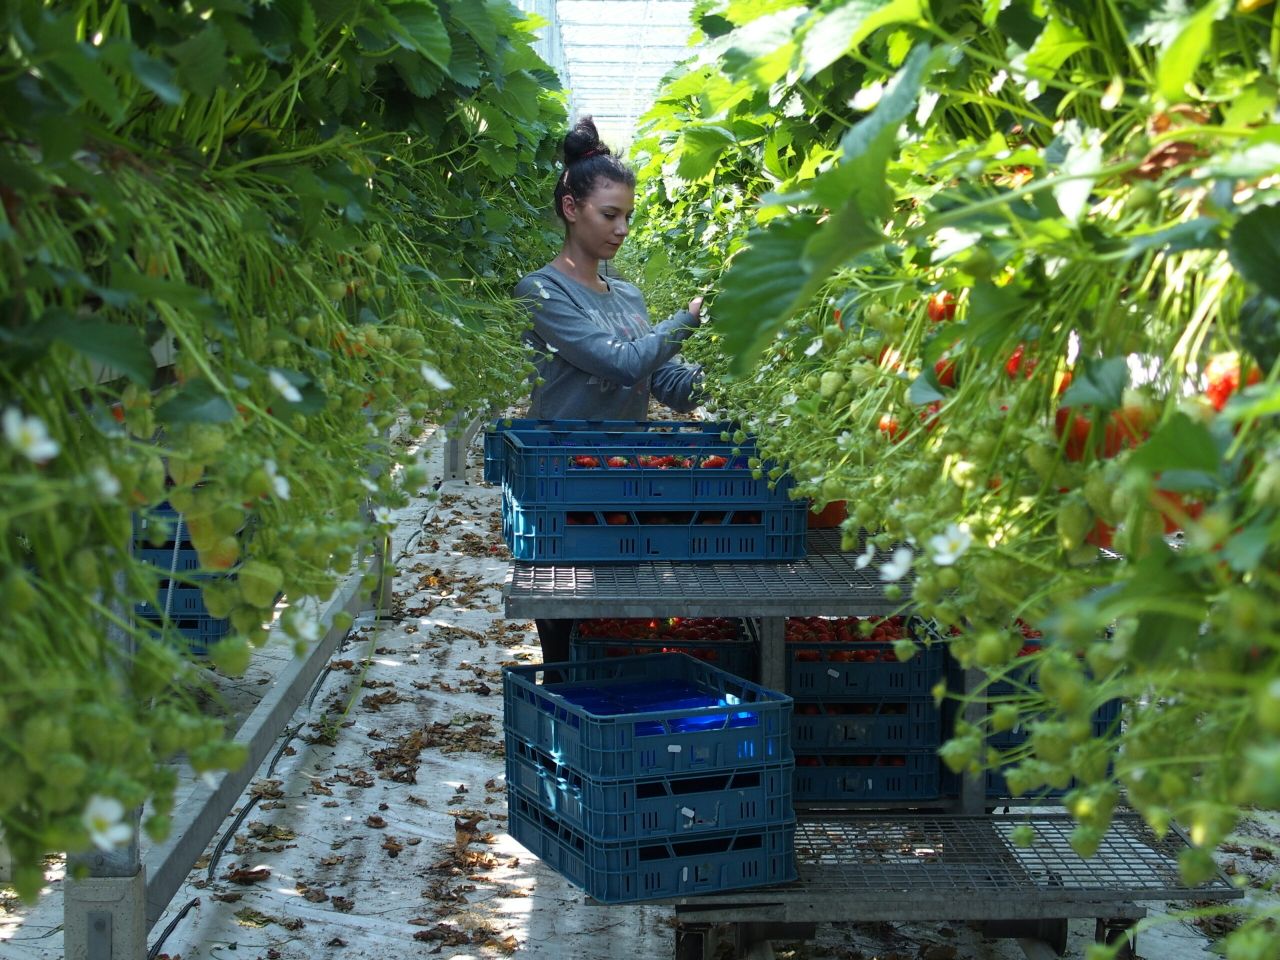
<box><xmin>132</xmin><ymin>501</ymin><xmax>230</xmax><ymax>656</ymax></box>
<box><xmin>787</xmin><ymin>617</ymin><xmax>949</xmax><ymax>803</ymax></box>
<box><xmin>486</xmin><ymin>418</ymin><xmax>808</xmax><ymax>563</ymax></box>
<box><xmin>503</xmin><ymin>653</ymin><xmax>797</xmax><ymax>902</ymax></box>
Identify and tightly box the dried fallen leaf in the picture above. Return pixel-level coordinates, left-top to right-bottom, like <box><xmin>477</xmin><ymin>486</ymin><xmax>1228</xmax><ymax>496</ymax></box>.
<box><xmin>331</xmin><ymin>896</ymin><xmax>355</xmax><ymax>913</ymax></box>
<box><xmin>326</xmin><ymin>937</ymin><xmax>346</xmax><ymax>947</ymax></box>
<box><xmin>224</xmin><ymin>867</ymin><xmax>271</xmax><ymax>885</ymax></box>
<box><xmin>234</xmin><ymin>907</ymin><xmax>273</xmax><ymax>928</ymax></box>
<box><xmin>366</xmin><ymin>815</ymin><xmax>387</xmax><ymax>829</ymax></box>
<box><xmin>211</xmin><ymin>892</ymin><xmax>243</xmax><ymax>903</ymax></box>
<box><xmin>302</xmin><ymin>888</ymin><xmax>330</xmax><ymax>903</ymax></box>
<box><xmin>382</xmin><ymin>836</ymin><xmax>405</xmax><ymax>858</ymax></box>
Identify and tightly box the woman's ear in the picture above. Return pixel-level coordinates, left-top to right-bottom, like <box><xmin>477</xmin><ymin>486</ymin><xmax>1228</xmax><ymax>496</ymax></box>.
<box><xmin>561</xmin><ymin>194</ymin><xmax>579</xmax><ymax>223</ymax></box>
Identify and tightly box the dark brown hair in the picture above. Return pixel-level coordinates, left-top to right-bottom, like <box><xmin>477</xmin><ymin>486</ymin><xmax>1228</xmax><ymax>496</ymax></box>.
<box><xmin>553</xmin><ymin>116</ymin><xmax>636</xmax><ymax>223</ymax></box>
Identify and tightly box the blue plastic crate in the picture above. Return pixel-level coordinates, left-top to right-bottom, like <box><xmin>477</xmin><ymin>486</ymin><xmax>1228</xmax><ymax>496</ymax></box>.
<box><xmin>503</xmin><ymin>494</ymin><xmax>809</xmax><ymax>563</ymax></box>
<box><xmin>501</xmin><ymin>427</ymin><xmax>793</xmax><ymax>507</ymax></box>
<box><xmin>483</xmin><ymin>418</ymin><xmax>731</xmax><ymax>485</ymax></box>
<box><xmin>791</xmin><ymin>699</ymin><xmax>942</xmax><ymax>752</ymax></box>
<box><xmin>507</xmin><ymin>736</ymin><xmax>793</xmax><ymax>842</ymax></box>
<box><xmin>988</xmin><ymin>697</ymin><xmax>1123</xmax><ymax>749</ymax></box>
<box><xmin>135</xmin><ymin>585</ymin><xmax>230</xmax><ymax>656</ymax></box>
<box><xmin>787</xmin><ymin>623</ymin><xmax>947</xmax><ymax>700</ymax></box>
<box><xmin>507</xmin><ymin>788</ymin><xmax>796</xmax><ymax>903</ymax></box>
<box><xmin>793</xmin><ymin>752</ymin><xmax>942</xmax><ymax>803</ymax></box>
<box><xmin>503</xmin><ymin>653</ymin><xmax>792</xmax><ymax>779</ymax></box>
<box><xmin>570</xmin><ymin>618</ymin><xmax>758</xmax><ymax>681</ymax></box>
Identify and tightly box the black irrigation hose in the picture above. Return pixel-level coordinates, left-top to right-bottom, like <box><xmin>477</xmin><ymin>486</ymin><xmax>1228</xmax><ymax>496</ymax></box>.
<box><xmin>146</xmin><ymin>898</ymin><xmax>199</xmax><ymax>960</ymax></box>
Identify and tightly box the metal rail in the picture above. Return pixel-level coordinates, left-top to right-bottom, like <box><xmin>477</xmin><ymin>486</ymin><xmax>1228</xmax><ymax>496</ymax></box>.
<box><xmin>505</xmin><ymin>529</ymin><xmax>908</xmax><ymax>618</ymax></box>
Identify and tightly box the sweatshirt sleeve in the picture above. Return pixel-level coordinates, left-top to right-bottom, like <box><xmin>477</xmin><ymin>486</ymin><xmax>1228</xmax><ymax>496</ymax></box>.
<box><xmin>516</xmin><ymin>275</ymin><xmax>699</xmax><ymax>388</ymax></box>
<box><xmin>650</xmin><ymin>360</ymin><xmax>705</xmax><ymax>414</ymax></box>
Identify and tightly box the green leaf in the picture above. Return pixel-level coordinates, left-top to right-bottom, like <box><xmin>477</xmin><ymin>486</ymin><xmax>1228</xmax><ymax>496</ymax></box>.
<box><xmin>1120</xmin><ymin>217</ymin><xmax>1223</xmax><ymax>260</ymax></box>
<box><xmin>169</xmin><ymin>25</ymin><xmax>228</xmax><ymax>100</ymax></box>
<box><xmin>156</xmin><ymin>379</ymin><xmax>237</xmax><ymax>425</ymax></box>
<box><xmin>720</xmin><ymin>7</ymin><xmax>806</xmax><ymax>89</ymax></box>
<box><xmin>643</xmin><ymin>245</ymin><xmax>671</xmax><ymax>288</ymax></box>
<box><xmin>449</xmin><ymin>0</ymin><xmax>499</xmax><ymax>55</ymax></box>
<box><xmin>128</xmin><ymin>48</ymin><xmax>182</xmax><ymax>105</ymax></box>
<box><xmin>385</xmin><ymin>0</ymin><xmax>452</xmax><ymax>71</ymax></box>
<box><xmin>715</xmin><ymin>216</ymin><xmax>821</xmax><ymax>369</ymax></box>
<box><xmin>908</xmin><ymin>371</ymin><xmax>945</xmax><ymax>405</ymax></box>
<box><xmin>952</xmin><ymin>281</ymin><xmax>1029</xmax><ymax>358</ymax></box>
<box><xmin>1156</xmin><ymin>0</ymin><xmax>1230</xmax><ymax>103</ymax></box>
<box><xmin>825</xmin><ymin>43</ymin><xmax>932</xmax><ymax>221</ymax></box>
<box><xmin>1059</xmin><ymin>356</ymin><xmax>1128</xmax><ymax>409</ymax></box>
<box><xmin>448</xmin><ymin>34</ymin><xmax>482</xmax><ymax>87</ymax></box>
<box><xmin>1239</xmin><ymin>293</ymin><xmax>1280</xmax><ymax>373</ymax></box>
<box><xmin>1024</xmin><ymin>16</ymin><xmax>1091</xmax><ymax>77</ymax></box>
<box><xmin>799</xmin><ymin>0</ymin><xmax>925</xmax><ymax>80</ymax></box>
<box><xmin>717</xmin><ymin>46</ymin><xmax>931</xmax><ymax>374</ymax></box>
<box><xmin>1229</xmin><ymin>204</ymin><xmax>1280</xmax><ymax>301</ymax></box>
<box><xmin>1127</xmin><ymin>413</ymin><xmax>1221</xmax><ymax>475</ymax></box>
<box><xmin>47</xmin><ymin>315</ymin><xmax>155</xmax><ymax>386</ymax></box>
<box><xmin>677</xmin><ymin>125</ymin><xmax>735</xmax><ymax>180</ymax></box>
<box><xmin>1222</xmin><ymin>524</ymin><xmax>1270</xmax><ymax>573</ymax></box>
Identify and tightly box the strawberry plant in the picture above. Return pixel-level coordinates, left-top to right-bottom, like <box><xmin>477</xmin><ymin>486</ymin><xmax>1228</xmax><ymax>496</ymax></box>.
<box><xmin>0</xmin><ymin>0</ymin><xmax>564</xmax><ymax>898</ymax></box>
<box><xmin>628</xmin><ymin>0</ymin><xmax>1280</xmax><ymax>939</ymax></box>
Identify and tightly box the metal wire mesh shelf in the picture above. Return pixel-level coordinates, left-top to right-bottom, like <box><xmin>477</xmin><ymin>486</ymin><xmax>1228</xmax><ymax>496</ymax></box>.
<box><xmin>505</xmin><ymin>530</ymin><xmax>907</xmax><ymax>618</ymax></box>
<box><xmin>660</xmin><ymin>812</ymin><xmax>1240</xmax><ymax>922</ymax></box>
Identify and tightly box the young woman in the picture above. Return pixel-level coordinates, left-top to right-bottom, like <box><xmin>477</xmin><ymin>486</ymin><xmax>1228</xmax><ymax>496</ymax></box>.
<box><xmin>513</xmin><ymin>116</ymin><xmax>706</xmax><ymax>665</ymax></box>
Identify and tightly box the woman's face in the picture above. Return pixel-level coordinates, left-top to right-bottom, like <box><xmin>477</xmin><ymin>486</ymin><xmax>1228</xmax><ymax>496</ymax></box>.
<box><xmin>563</xmin><ymin>179</ymin><xmax>635</xmax><ymax>261</ymax></box>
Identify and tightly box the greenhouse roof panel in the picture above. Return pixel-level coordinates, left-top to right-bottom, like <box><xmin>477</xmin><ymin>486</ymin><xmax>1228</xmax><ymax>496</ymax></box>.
<box><xmin>553</xmin><ymin>0</ymin><xmax>698</xmax><ymax>146</ymax></box>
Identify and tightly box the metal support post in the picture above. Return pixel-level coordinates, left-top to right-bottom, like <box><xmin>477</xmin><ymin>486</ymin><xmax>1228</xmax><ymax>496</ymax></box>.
<box><xmin>757</xmin><ymin>617</ymin><xmax>786</xmax><ymax>691</ymax></box>
<box><xmin>66</xmin><ymin>581</ymin><xmax>147</xmax><ymax>960</ymax></box>
<box><xmin>442</xmin><ymin>411</ymin><xmax>486</xmax><ymax>482</ymax></box>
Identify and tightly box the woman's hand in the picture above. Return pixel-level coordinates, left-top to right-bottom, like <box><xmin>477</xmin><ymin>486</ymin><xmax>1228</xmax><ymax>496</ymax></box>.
<box><xmin>688</xmin><ymin>296</ymin><xmax>704</xmax><ymax>320</ymax></box>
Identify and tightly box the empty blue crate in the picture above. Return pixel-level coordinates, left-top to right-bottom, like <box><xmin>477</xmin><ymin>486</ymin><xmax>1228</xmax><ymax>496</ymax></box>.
<box><xmin>793</xmin><ymin>752</ymin><xmax>942</xmax><ymax>803</ymax></box>
<box><xmin>502</xmin><ymin>653</ymin><xmax>792</xmax><ymax>779</ymax></box>
<box><xmin>570</xmin><ymin>617</ymin><xmax>758</xmax><ymax>681</ymax></box>
<box><xmin>791</xmin><ymin>699</ymin><xmax>942</xmax><ymax>752</ymax></box>
<box><xmin>507</xmin><ymin>736</ymin><xmax>794</xmax><ymax>841</ymax></box>
<box><xmin>501</xmin><ymin>425</ymin><xmax>793</xmax><ymax>506</ymax></box>
<box><xmin>483</xmin><ymin>418</ymin><xmax>729</xmax><ymax>485</ymax></box>
<box><xmin>503</xmin><ymin>494</ymin><xmax>809</xmax><ymax>563</ymax></box>
<box><xmin>507</xmin><ymin>789</ymin><xmax>796</xmax><ymax>903</ymax></box>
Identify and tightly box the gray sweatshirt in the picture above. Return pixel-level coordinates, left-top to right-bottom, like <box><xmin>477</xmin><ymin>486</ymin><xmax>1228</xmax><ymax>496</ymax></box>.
<box><xmin>513</xmin><ymin>265</ymin><xmax>704</xmax><ymax>420</ymax></box>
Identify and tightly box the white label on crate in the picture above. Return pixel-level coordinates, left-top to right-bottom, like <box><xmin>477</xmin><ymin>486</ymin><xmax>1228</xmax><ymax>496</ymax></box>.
<box><xmin>682</xmin><ymin>867</ymin><xmax>689</xmax><ymax>882</ymax></box>
<box><xmin>681</xmin><ymin>807</ymin><xmax>696</xmax><ymax>819</ymax></box>
<box><xmin>668</xmin><ymin>745</ymin><xmax>682</xmax><ymax>753</ymax></box>
<box><xmin>827</xmin><ymin>668</ymin><xmax>840</xmax><ymax>678</ymax></box>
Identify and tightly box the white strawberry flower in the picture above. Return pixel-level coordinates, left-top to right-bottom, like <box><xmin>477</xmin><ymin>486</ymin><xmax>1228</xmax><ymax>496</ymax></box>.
<box><xmin>879</xmin><ymin>546</ymin><xmax>914</xmax><ymax>582</ymax></box>
<box><xmin>420</xmin><ymin>363</ymin><xmax>453</xmax><ymax>391</ymax></box>
<box><xmin>91</xmin><ymin>465</ymin><xmax>122</xmax><ymax>499</ymax></box>
<box><xmin>263</xmin><ymin>459</ymin><xmax>290</xmax><ymax>500</ymax></box>
<box><xmin>850</xmin><ymin>81</ymin><xmax>884</xmax><ymax>111</ymax></box>
<box><xmin>854</xmin><ymin>543</ymin><xmax>877</xmax><ymax>570</ymax></box>
<box><xmin>83</xmin><ymin>795</ymin><xmax>133</xmax><ymax>852</ymax></box>
<box><xmin>373</xmin><ymin>506</ymin><xmax>393</xmax><ymax>525</ymax></box>
<box><xmin>359</xmin><ymin>477</ymin><xmax>378</xmax><ymax>493</ymax></box>
<box><xmin>929</xmin><ymin>523</ymin><xmax>973</xmax><ymax>566</ymax></box>
<box><xmin>4</xmin><ymin>407</ymin><xmax>60</xmax><ymax>463</ymax></box>
<box><xmin>268</xmin><ymin>370</ymin><xmax>302</xmax><ymax>403</ymax></box>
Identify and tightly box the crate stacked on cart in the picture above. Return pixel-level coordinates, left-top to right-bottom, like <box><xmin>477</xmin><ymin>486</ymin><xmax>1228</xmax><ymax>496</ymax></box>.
<box><xmin>132</xmin><ymin>501</ymin><xmax>230</xmax><ymax>656</ymax></box>
<box><xmin>569</xmin><ymin>616</ymin><xmax>759</xmax><ymax>681</ymax></box>
<box><xmin>947</xmin><ymin>624</ymin><xmax>1123</xmax><ymax>800</ymax></box>
<box><xmin>502</xmin><ymin>652</ymin><xmax>797</xmax><ymax>903</ymax></box>
<box><xmin>967</xmin><ymin>640</ymin><xmax>1121</xmax><ymax>803</ymax></box>
<box><xmin>785</xmin><ymin>616</ymin><xmax>950</xmax><ymax>804</ymax></box>
<box><xmin>487</xmin><ymin>418</ymin><xmax>808</xmax><ymax>563</ymax></box>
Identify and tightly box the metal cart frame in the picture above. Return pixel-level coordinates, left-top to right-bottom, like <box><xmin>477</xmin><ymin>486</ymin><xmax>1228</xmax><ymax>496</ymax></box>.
<box><xmin>504</xmin><ymin>530</ymin><xmax>1240</xmax><ymax>959</ymax></box>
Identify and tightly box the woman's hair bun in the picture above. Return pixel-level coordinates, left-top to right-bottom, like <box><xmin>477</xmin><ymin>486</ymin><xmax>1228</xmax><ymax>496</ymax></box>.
<box><xmin>563</xmin><ymin>116</ymin><xmax>610</xmax><ymax>165</ymax></box>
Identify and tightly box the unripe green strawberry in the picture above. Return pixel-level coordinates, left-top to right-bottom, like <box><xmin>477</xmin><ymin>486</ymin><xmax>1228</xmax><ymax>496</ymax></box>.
<box><xmin>145</xmin><ymin>814</ymin><xmax>172</xmax><ymax>842</ymax></box>
<box><xmin>210</xmin><ymin>635</ymin><xmax>251</xmax><ymax>675</ymax></box>
<box><xmin>1056</xmin><ymin>498</ymin><xmax>1092</xmax><ymax>551</ymax></box>
<box><xmin>212</xmin><ymin>504</ymin><xmax>245</xmax><ymax>538</ymax></box>
<box><xmin>22</xmin><ymin>714</ymin><xmax>72</xmax><ymax>764</ymax></box>
<box><xmin>199</xmin><ymin>535</ymin><xmax>240</xmax><ymax>571</ymax></box>
<box><xmin>167</xmin><ymin>458</ymin><xmax>204</xmax><ymax>487</ymax></box>
<box><xmin>44</xmin><ymin>752</ymin><xmax>88</xmax><ymax>790</ymax></box>
<box><xmin>201</xmin><ymin>580</ymin><xmax>238</xmax><ymax>619</ymax></box>
<box><xmin>244</xmin><ymin>467</ymin><xmax>273</xmax><ymax>499</ymax></box>
<box><xmin>991</xmin><ymin>704</ymin><xmax>1020</xmax><ymax>733</ymax></box>
<box><xmin>1030</xmin><ymin>722</ymin><xmax>1071</xmax><ymax>764</ymax></box>
<box><xmin>237</xmin><ymin>559</ymin><xmax>283</xmax><ymax>608</ymax></box>
<box><xmin>231</xmin><ymin>606</ymin><xmax>264</xmax><ymax>635</ymax></box>
<box><xmin>188</xmin><ymin>424</ymin><xmax>227</xmax><ymax>460</ymax></box>
<box><xmin>939</xmin><ymin>735</ymin><xmax>982</xmax><ymax>774</ymax></box>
